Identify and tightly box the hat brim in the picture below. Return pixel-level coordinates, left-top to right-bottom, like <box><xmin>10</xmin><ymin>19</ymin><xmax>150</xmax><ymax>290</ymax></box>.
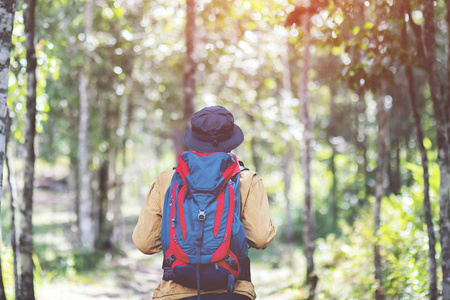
<box><xmin>183</xmin><ymin>124</ymin><xmax>244</xmax><ymax>153</ymax></box>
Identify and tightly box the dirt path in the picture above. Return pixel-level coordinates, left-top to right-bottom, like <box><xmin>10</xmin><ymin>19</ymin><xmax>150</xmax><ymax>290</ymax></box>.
<box><xmin>30</xmin><ymin>188</ymin><xmax>295</xmax><ymax>300</ymax></box>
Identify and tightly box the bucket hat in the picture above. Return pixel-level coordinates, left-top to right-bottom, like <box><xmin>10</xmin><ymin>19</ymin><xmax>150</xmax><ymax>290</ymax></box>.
<box><xmin>183</xmin><ymin>106</ymin><xmax>244</xmax><ymax>153</ymax></box>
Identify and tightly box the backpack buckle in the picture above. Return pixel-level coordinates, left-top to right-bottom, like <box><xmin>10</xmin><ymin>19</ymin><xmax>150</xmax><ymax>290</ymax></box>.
<box><xmin>165</xmin><ymin>254</ymin><xmax>176</xmax><ymax>266</ymax></box>
<box><xmin>224</xmin><ymin>254</ymin><xmax>238</xmax><ymax>270</ymax></box>
<box><xmin>163</xmin><ymin>267</ymin><xmax>174</xmax><ymax>281</ymax></box>
<box><xmin>198</xmin><ymin>210</ymin><xmax>206</xmax><ymax>221</ymax></box>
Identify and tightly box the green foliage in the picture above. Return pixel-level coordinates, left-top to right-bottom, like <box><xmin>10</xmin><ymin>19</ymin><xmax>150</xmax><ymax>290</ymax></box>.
<box><xmin>379</xmin><ymin>194</ymin><xmax>434</xmax><ymax>299</ymax></box>
<box><xmin>3</xmin><ymin>0</ymin><xmax>448</xmax><ymax>297</ymax></box>
<box><xmin>1</xmin><ymin>244</ymin><xmax>15</xmax><ymax>299</ymax></box>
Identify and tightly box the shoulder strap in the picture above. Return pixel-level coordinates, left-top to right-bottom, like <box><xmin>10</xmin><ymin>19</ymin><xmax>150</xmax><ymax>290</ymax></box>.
<box><xmin>238</xmin><ymin>160</ymin><xmax>249</xmax><ymax>171</ymax></box>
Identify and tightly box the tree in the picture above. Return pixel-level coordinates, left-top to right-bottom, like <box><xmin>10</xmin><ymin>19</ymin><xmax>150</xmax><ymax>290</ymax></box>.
<box><xmin>78</xmin><ymin>0</ymin><xmax>95</xmax><ymax>253</ymax></box>
<box><xmin>399</xmin><ymin>1</ymin><xmax>437</xmax><ymax>297</ymax></box>
<box><xmin>179</xmin><ymin>0</ymin><xmax>197</xmax><ymax>154</ymax></box>
<box><xmin>19</xmin><ymin>0</ymin><xmax>37</xmax><ymax>298</ymax></box>
<box><xmin>5</xmin><ymin>112</ymin><xmax>20</xmax><ymax>299</ymax></box>
<box><xmin>404</xmin><ymin>0</ymin><xmax>450</xmax><ymax>297</ymax></box>
<box><xmin>289</xmin><ymin>5</ymin><xmax>319</xmax><ymax>298</ymax></box>
<box><xmin>285</xmin><ymin>2</ymin><xmax>329</xmax><ymax>297</ymax></box>
<box><xmin>374</xmin><ymin>95</ymin><xmax>387</xmax><ymax>300</ymax></box>
<box><xmin>0</xmin><ymin>1</ymin><xmax>18</xmax><ymax>299</ymax></box>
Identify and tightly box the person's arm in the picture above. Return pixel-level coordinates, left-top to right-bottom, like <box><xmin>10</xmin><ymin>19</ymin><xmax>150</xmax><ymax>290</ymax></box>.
<box><xmin>240</xmin><ymin>171</ymin><xmax>277</xmax><ymax>249</ymax></box>
<box><xmin>132</xmin><ymin>170</ymin><xmax>173</xmax><ymax>254</ymax></box>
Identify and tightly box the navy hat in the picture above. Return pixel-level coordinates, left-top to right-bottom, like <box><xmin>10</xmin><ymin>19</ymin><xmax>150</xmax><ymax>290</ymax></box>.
<box><xmin>183</xmin><ymin>106</ymin><xmax>244</xmax><ymax>153</ymax></box>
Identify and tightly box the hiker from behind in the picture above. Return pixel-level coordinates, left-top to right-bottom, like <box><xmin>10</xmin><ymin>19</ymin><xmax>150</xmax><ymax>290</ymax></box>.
<box><xmin>132</xmin><ymin>106</ymin><xmax>277</xmax><ymax>300</ymax></box>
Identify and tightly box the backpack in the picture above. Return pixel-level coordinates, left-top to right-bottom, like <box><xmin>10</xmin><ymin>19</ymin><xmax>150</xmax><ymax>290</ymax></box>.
<box><xmin>161</xmin><ymin>151</ymin><xmax>249</xmax><ymax>299</ymax></box>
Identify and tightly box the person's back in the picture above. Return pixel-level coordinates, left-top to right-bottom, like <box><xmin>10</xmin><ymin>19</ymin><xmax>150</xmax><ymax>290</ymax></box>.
<box><xmin>132</xmin><ymin>106</ymin><xmax>277</xmax><ymax>300</ymax></box>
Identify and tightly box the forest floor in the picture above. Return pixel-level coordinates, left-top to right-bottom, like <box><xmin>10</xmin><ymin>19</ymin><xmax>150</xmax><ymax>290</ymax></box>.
<box><xmin>18</xmin><ymin>187</ymin><xmax>305</xmax><ymax>300</ymax></box>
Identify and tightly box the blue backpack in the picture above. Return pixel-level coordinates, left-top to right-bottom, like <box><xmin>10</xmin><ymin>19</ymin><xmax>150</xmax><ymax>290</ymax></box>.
<box><xmin>161</xmin><ymin>151</ymin><xmax>249</xmax><ymax>299</ymax></box>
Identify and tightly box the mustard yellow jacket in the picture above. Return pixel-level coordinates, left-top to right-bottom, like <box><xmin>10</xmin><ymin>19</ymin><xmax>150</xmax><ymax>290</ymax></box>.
<box><xmin>132</xmin><ymin>168</ymin><xmax>277</xmax><ymax>300</ymax></box>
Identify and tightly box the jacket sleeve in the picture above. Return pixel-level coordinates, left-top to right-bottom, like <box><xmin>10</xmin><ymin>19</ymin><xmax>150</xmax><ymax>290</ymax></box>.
<box><xmin>132</xmin><ymin>172</ymin><xmax>169</xmax><ymax>255</ymax></box>
<box><xmin>240</xmin><ymin>172</ymin><xmax>277</xmax><ymax>249</ymax></box>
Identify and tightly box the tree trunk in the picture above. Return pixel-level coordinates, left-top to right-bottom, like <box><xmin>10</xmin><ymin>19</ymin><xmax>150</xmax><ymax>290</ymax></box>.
<box><xmin>423</xmin><ymin>1</ymin><xmax>450</xmax><ymax>297</ymax></box>
<box><xmin>182</xmin><ymin>0</ymin><xmax>196</xmax><ymax>152</ymax></box>
<box><xmin>446</xmin><ymin>0</ymin><xmax>450</xmax><ymax>140</ymax></box>
<box><xmin>353</xmin><ymin>1</ymin><xmax>369</xmax><ymax>205</ymax></box>
<box><xmin>96</xmin><ymin>157</ymin><xmax>110</xmax><ymax>251</ymax></box>
<box><xmin>374</xmin><ymin>95</ymin><xmax>387</xmax><ymax>300</ymax></box>
<box><xmin>282</xmin><ymin>146</ymin><xmax>294</xmax><ymax>242</ymax></box>
<box><xmin>5</xmin><ymin>113</ymin><xmax>20</xmax><ymax>299</ymax></box>
<box><xmin>0</xmin><ymin>2</ymin><xmax>17</xmax><ymax>299</ymax></box>
<box><xmin>78</xmin><ymin>0</ymin><xmax>94</xmax><ymax>253</ymax></box>
<box><xmin>328</xmin><ymin>87</ymin><xmax>338</xmax><ymax>229</ymax></box>
<box><xmin>405</xmin><ymin>60</ymin><xmax>438</xmax><ymax>300</ymax></box>
<box><xmin>113</xmin><ymin>162</ymin><xmax>124</xmax><ymax>249</ymax></box>
<box><xmin>111</xmin><ymin>72</ymin><xmax>134</xmax><ymax>250</ymax></box>
<box><xmin>281</xmin><ymin>39</ymin><xmax>293</xmax><ymax>243</ymax></box>
<box><xmin>19</xmin><ymin>0</ymin><xmax>37</xmax><ymax>298</ymax></box>
<box><xmin>298</xmin><ymin>13</ymin><xmax>317</xmax><ymax>299</ymax></box>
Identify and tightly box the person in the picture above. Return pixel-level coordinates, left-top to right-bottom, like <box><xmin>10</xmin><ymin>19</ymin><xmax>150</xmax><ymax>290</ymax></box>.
<box><xmin>132</xmin><ymin>106</ymin><xmax>277</xmax><ymax>300</ymax></box>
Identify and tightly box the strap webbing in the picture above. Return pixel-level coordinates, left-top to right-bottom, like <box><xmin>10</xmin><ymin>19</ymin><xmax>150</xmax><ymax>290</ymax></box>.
<box><xmin>196</xmin><ymin>210</ymin><xmax>206</xmax><ymax>300</ymax></box>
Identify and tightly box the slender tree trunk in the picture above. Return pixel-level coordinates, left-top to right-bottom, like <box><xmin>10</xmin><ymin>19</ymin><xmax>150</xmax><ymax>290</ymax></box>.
<box><xmin>328</xmin><ymin>87</ymin><xmax>338</xmax><ymax>228</ymax></box>
<box><xmin>406</xmin><ymin>64</ymin><xmax>438</xmax><ymax>300</ymax></box>
<box><xmin>374</xmin><ymin>95</ymin><xmax>387</xmax><ymax>300</ymax></box>
<box><xmin>446</xmin><ymin>0</ymin><xmax>450</xmax><ymax>139</ymax></box>
<box><xmin>113</xmin><ymin>156</ymin><xmax>124</xmax><ymax>249</ymax></box>
<box><xmin>387</xmin><ymin>141</ymin><xmax>401</xmax><ymax>195</ymax></box>
<box><xmin>5</xmin><ymin>113</ymin><xmax>20</xmax><ymax>299</ymax></box>
<box><xmin>402</xmin><ymin>1</ymin><xmax>440</xmax><ymax>296</ymax></box>
<box><xmin>96</xmin><ymin>157</ymin><xmax>109</xmax><ymax>251</ymax></box>
<box><xmin>181</xmin><ymin>0</ymin><xmax>196</xmax><ymax>152</ymax></box>
<box><xmin>282</xmin><ymin>146</ymin><xmax>294</xmax><ymax>242</ymax></box>
<box><xmin>357</xmin><ymin>88</ymin><xmax>369</xmax><ymax>204</ymax></box>
<box><xmin>78</xmin><ymin>0</ymin><xmax>94</xmax><ymax>253</ymax></box>
<box><xmin>96</xmin><ymin>96</ymin><xmax>112</xmax><ymax>252</ymax></box>
<box><xmin>281</xmin><ymin>39</ymin><xmax>293</xmax><ymax>242</ymax></box>
<box><xmin>298</xmin><ymin>13</ymin><xmax>317</xmax><ymax>299</ymax></box>
<box><xmin>19</xmin><ymin>0</ymin><xmax>37</xmax><ymax>298</ymax></box>
<box><xmin>70</xmin><ymin>148</ymin><xmax>80</xmax><ymax>235</ymax></box>
<box><xmin>112</xmin><ymin>73</ymin><xmax>134</xmax><ymax>250</ymax></box>
<box><xmin>423</xmin><ymin>1</ymin><xmax>450</xmax><ymax>297</ymax></box>
<box><xmin>0</xmin><ymin>2</ymin><xmax>17</xmax><ymax>299</ymax></box>
<box><xmin>351</xmin><ymin>2</ymin><xmax>369</xmax><ymax>205</ymax></box>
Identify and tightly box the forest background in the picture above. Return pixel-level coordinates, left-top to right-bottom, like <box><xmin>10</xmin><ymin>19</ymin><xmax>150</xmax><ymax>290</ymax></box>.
<box><xmin>1</xmin><ymin>0</ymin><xmax>450</xmax><ymax>299</ymax></box>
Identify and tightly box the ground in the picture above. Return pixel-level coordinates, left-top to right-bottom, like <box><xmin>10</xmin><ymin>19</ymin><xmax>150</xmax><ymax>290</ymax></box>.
<box><xmin>3</xmin><ymin>187</ymin><xmax>303</xmax><ymax>300</ymax></box>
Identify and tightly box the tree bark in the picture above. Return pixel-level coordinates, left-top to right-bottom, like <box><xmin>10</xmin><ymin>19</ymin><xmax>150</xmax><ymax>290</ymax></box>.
<box><xmin>446</xmin><ymin>0</ymin><xmax>450</xmax><ymax>139</ymax></box>
<box><xmin>96</xmin><ymin>157</ymin><xmax>110</xmax><ymax>251</ymax></box>
<box><xmin>0</xmin><ymin>2</ymin><xmax>17</xmax><ymax>299</ymax></box>
<box><xmin>282</xmin><ymin>146</ymin><xmax>294</xmax><ymax>242</ymax></box>
<box><xmin>19</xmin><ymin>0</ymin><xmax>37</xmax><ymax>298</ymax></box>
<box><xmin>6</xmin><ymin>112</ymin><xmax>20</xmax><ymax>299</ymax></box>
<box><xmin>181</xmin><ymin>0</ymin><xmax>196</xmax><ymax>153</ymax></box>
<box><xmin>400</xmin><ymin>8</ymin><xmax>438</xmax><ymax>298</ymax></box>
<box><xmin>423</xmin><ymin>0</ymin><xmax>450</xmax><ymax>297</ymax></box>
<box><xmin>281</xmin><ymin>39</ymin><xmax>293</xmax><ymax>242</ymax></box>
<box><xmin>355</xmin><ymin>1</ymin><xmax>369</xmax><ymax>205</ymax></box>
<box><xmin>407</xmin><ymin>64</ymin><xmax>438</xmax><ymax>300</ymax></box>
<box><xmin>78</xmin><ymin>0</ymin><xmax>94</xmax><ymax>253</ymax></box>
<box><xmin>112</xmin><ymin>76</ymin><xmax>133</xmax><ymax>250</ymax></box>
<box><xmin>328</xmin><ymin>86</ymin><xmax>338</xmax><ymax>229</ymax></box>
<box><xmin>298</xmin><ymin>13</ymin><xmax>317</xmax><ymax>299</ymax></box>
<box><xmin>374</xmin><ymin>95</ymin><xmax>387</xmax><ymax>300</ymax></box>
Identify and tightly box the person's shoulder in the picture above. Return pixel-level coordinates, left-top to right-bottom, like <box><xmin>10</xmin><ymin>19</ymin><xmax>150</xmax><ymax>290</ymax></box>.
<box><xmin>156</xmin><ymin>169</ymin><xmax>175</xmax><ymax>185</ymax></box>
<box><xmin>239</xmin><ymin>166</ymin><xmax>261</xmax><ymax>188</ymax></box>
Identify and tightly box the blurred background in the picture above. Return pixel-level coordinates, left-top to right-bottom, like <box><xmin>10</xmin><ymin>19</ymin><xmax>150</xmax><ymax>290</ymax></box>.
<box><xmin>1</xmin><ymin>0</ymin><xmax>449</xmax><ymax>299</ymax></box>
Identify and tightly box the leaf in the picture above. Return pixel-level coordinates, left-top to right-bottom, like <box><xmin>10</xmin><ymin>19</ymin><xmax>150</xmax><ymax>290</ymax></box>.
<box><xmin>264</xmin><ymin>78</ymin><xmax>277</xmax><ymax>89</ymax></box>
<box><xmin>423</xmin><ymin>137</ymin><xmax>432</xmax><ymax>150</ymax></box>
<box><xmin>352</xmin><ymin>26</ymin><xmax>360</xmax><ymax>35</ymax></box>
<box><xmin>363</xmin><ymin>22</ymin><xmax>374</xmax><ymax>30</ymax></box>
<box><xmin>331</xmin><ymin>46</ymin><xmax>341</xmax><ymax>56</ymax></box>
